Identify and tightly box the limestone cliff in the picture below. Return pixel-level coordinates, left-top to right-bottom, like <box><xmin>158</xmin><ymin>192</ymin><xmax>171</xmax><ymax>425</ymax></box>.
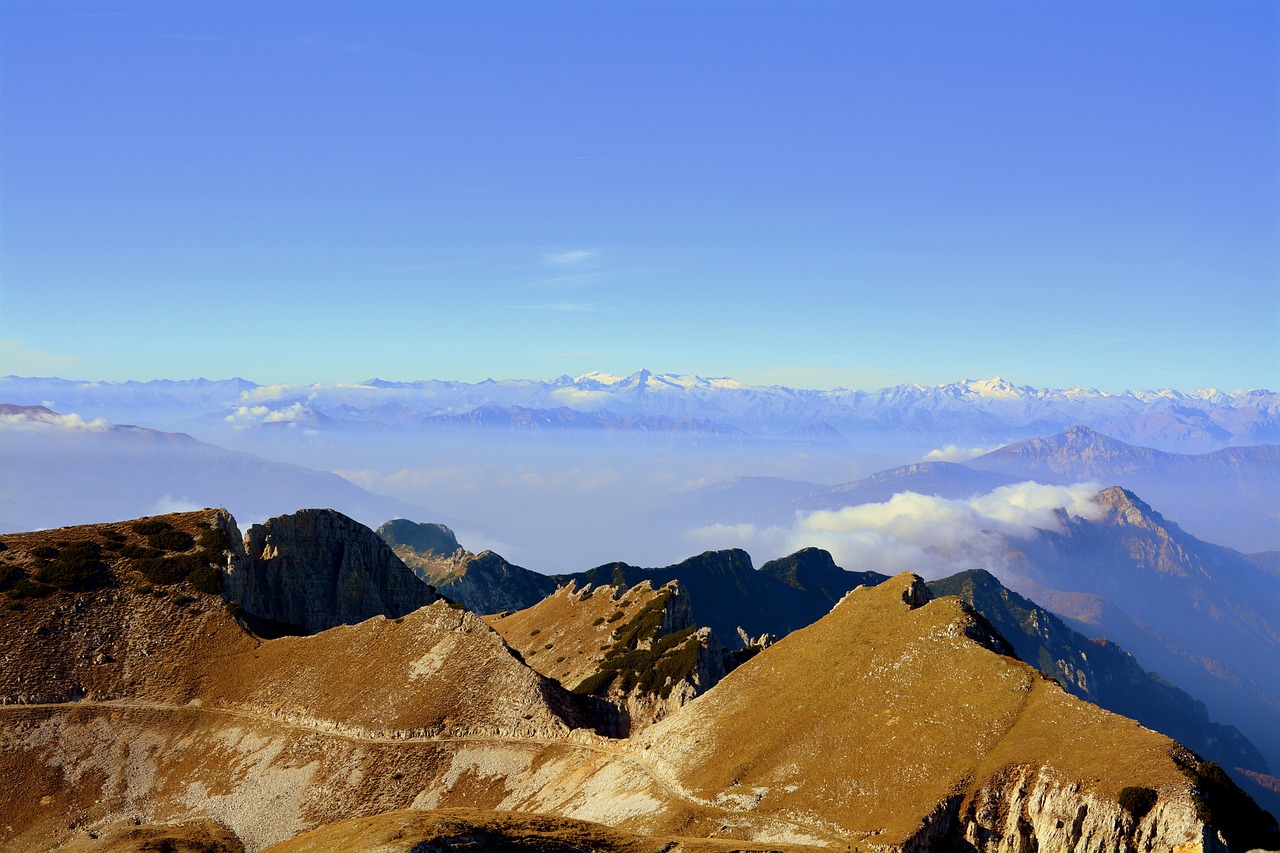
<box><xmin>226</xmin><ymin>508</ymin><xmax>440</xmax><ymax>634</ymax></box>
<box><xmin>377</xmin><ymin>519</ymin><xmax>557</xmax><ymax>615</ymax></box>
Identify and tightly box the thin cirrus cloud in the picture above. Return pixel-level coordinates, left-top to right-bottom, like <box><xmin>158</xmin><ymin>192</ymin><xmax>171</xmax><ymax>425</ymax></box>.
<box><xmin>542</xmin><ymin>248</ymin><xmax>600</xmax><ymax>268</ymax></box>
<box><xmin>517</xmin><ymin>301</ymin><xmax>604</xmax><ymax>313</ymax></box>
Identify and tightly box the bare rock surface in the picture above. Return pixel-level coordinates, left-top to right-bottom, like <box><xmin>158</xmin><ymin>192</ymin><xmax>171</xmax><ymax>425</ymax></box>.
<box><xmin>227</xmin><ymin>508</ymin><xmax>440</xmax><ymax>633</ymax></box>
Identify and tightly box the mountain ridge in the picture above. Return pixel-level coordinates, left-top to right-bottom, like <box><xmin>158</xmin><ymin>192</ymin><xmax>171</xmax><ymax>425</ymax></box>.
<box><xmin>5</xmin><ymin>372</ymin><xmax>1277</xmax><ymax>451</ymax></box>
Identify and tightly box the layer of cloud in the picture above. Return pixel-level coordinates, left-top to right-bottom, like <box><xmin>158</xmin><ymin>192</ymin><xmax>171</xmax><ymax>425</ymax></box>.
<box><xmin>923</xmin><ymin>444</ymin><xmax>994</xmax><ymax>462</ymax></box>
<box><xmin>147</xmin><ymin>495</ymin><xmax>205</xmax><ymax>515</ymax></box>
<box><xmin>684</xmin><ymin>481</ymin><xmax>1104</xmax><ymax>578</ymax></box>
<box><xmin>223</xmin><ymin>401</ymin><xmax>308</xmax><ymax>425</ymax></box>
<box><xmin>0</xmin><ymin>410</ymin><xmax>110</xmax><ymax>432</ymax></box>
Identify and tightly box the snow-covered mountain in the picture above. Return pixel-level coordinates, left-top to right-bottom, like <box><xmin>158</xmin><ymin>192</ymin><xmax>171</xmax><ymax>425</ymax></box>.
<box><xmin>3</xmin><ymin>371</ymin><xmax>1276</xmax><ymax>451</ymax></box>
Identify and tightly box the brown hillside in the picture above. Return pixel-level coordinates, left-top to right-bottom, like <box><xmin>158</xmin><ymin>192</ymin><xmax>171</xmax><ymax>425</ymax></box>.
<box><xmin>487</xmin><ymin>581</ymin><xmax>654</xmax><ymax>689</ymax></box>
<box><xmin>0</xmin><ymin>509</ymin><xmax>252</xmax><ymax>705</ymax></box>
<box><xmin>0</xmin><ymin>516</ymin><xmax>1237</xmax><ymax>852</ymax></box>
<box><xmin>489</xmin><ymin>580</ymin><xmax>729</xmax><ymax>733</ymax></box>
<box><xmin>625</xmin><ymin>573</ymin><xmax>1212</xmax><ymax>849</ymax></box>
<box><xmin>260</xmin><ymin>807</ymin><xmax>827</xmax><ymax>853</ymax></box>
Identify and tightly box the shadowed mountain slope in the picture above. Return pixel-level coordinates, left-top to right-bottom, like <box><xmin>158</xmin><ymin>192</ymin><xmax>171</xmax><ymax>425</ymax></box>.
<box><xmin>930</xmin><ymin>569</ymin><xmax>1273</xmax><ymax>803</ymax></box>
<box><xmin>997</xmin><ymin>486</ymin><xmax>1280</xmax><ymax>784</ymax></box>
<box><xmin>968</xmin><ymin>425</ymin><xmax>1280</xmax><ymax>551</ymax></box>
<box><xmin>378</xmin><ymin>519</ymin><xmax>557</xmax><ymax>615</ymax></box>
<box><xmin>629</xmin><ymin>572</ymin><xmax>1273</xmax><ymax>850</ymax></box>
<box><xmin>557</xmin><ymin>548</ymin><xmax>884</xmax><ymax>645</ymax></box>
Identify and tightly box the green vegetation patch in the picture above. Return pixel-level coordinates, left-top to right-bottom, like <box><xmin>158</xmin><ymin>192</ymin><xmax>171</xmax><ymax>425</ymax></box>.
<box><xmin>131</xmin><ymin>519</ymin><xmax>174</xmax><ymax>536</ymax></box>
<box><xmin>0</xmin><ymin>561</ymin><xmax>22</xmax><ymax>591</ymax></box>
<box><xmin>33</xmin><ymin>540</ymin><xmax>105</xmax><ymax>590</ymax></box>
<box><xmin>131</xmin><ymin>548</ymin><xmax>223</xmax><ymax>593</ymax></box>
<box><xmin>121</xmin><ymin>544</ymin><xmax>163</xmax><ymax>560</ymax></box>
<box><xmin>1118</xmin><ymin>786</ymin><xmax>1157</xmax><ymax>820</ymax></box>
<box><xmin>147</xmin><ymin>528</ymin><xmax>195</xmax><ymax>552</ymax></box>
<box><xmin>7</xmin><ymin>579</ymin><xmax>53</xmax><ymax>599</ymax></box>
<box><xmin>1178</xmin><ymin>758</ymin><xmax>1280</xmax><ymax>851</ymax></box>
<box><xmin>573</xmin><ymin>589</ymin><xmax>704</xmax><ymax>699</ymax></box>
<box><xmin>198</xmin><ymin>526</ymin><xmax>231</xmax><ymax>551</ymax></box>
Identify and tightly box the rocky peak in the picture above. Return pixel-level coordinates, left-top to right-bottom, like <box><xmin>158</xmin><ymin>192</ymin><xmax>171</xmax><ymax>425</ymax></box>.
<box><xmin>226</xmin><ymin>508</ymin><xmax>440</xmax><ymax>634</ymax></box>
<box><xmin>1095</xmin><ymin>485</ymin><xmax>1162</xmax><ymax>527</ymax></box>
<box><xmin>375</xmin><ymin>518</ymin><xmax>462</xmax><ymax>557</ymax></box>
<box><xmin>899</xmin><ymin>572</ymin><xmax>932</xmax><ymax>608</ymax></box>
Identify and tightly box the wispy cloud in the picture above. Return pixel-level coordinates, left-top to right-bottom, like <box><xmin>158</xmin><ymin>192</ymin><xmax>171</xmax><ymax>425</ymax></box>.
<box><xmin>543</xmin><ymin>248</ymin><xmax>600</xmax><ymax>268</ymax></box>
<box><xmin>529</xmin><ymin>272</ymin><xmax>609</xmax><ymax>290</ymax></box>
<box><xmin>0</xmin><ymin>340</ymin><xmax>81</xmax><ymax>375</ymax></box>
<box><xmin>515</xmin><ymin>302</ymin><xmax>605</xmax><ymax>313</ymax></box>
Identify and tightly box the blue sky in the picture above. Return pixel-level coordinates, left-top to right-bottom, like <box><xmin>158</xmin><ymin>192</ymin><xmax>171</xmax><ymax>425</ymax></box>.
<box><xmin>2</xmin><ymin>0</ymin><xmax>1276</xmax><ymax>391</ymax></box>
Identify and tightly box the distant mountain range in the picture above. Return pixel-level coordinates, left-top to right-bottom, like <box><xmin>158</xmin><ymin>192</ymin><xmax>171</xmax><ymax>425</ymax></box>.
<box><xmin>4</xmin><ymin>371</ymin><xmax>1276</xmax><ymax>451</ymax></box>
<box><xmin>677</xmin><ymin>425</ymin><xmax>1279</xmax><ymax>553</ymax></box>
<box><xmin>0</xmin><ymin>404</ymin><xmax>436</xmax><ymax>533</ymax></box>
<box><xmin>993</xmin><ymin>486</ymin><xmax>1280</xmax><ymax>786</ymax></box>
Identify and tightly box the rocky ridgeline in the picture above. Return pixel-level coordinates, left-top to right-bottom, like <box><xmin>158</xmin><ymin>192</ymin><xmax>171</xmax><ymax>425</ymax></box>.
<box><xmin>226</xmin><ymin>509</ymin><xmax>441</xmax><ymax>634</ymax></box>
<box><xmin>377</xmin><ymin>519</ymin><xmax>557</xmax><ymax>616</ymax></box>
<box><xmin>489</xmin><ymin>579</ymin><xmax>733</xmax><ymax>734</ymax></box>
<box><xmin>3</xmin><ymin>512</ymin><xmax>1278</xmax><ymax>852</ymax></box>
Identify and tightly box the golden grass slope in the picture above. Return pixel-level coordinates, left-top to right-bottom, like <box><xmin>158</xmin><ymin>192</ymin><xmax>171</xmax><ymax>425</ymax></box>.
<box><xmin>487</xmin><ymin>580</ymin><xmax>664</xmax><ymax>689</ymax></box>
<box><xmin>260</xmin><ymin>807</ymin><xmax>827</xmax><ymax>853</ymax></box>
<box><xmin>624</xmin><ymin>573</ymin><xmax>1213</xmax><ymax>850</ymax></box>
<box><xmin>0</xmin><ymin>515</ymin><xmax>1227</xmax><ymax>852</ymax></box>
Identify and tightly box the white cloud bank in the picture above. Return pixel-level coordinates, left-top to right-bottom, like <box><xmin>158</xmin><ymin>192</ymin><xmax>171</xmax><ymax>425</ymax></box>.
<box><xmin>684</xmin><ymin>481</ymin><xmax>1104</xmax><ymax>578</ymax></box>
<box><xmin>223</xmin><ymin>401</ymin><xmax>308</xmax><ymax>425</ymax></box>
<box><xmin>0</xmin><ymin>410</ymin><xmax>110</xmax><ymax>432</ymax></box>
<box><xmin>923</xmin><ymin>444</ymin><xmax>994</xmax><ymax>462</ymax></box>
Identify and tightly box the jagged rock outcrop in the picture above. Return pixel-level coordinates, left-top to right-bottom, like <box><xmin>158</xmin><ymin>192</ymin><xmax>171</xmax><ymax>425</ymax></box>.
<box><xmin>377</xmin><ymin>519</ymin><xmax>557</xmax><ymax>615</ymax></box>
<box><xmin>955</xmin><ymin>764</ymin><xmax>1226</xmax><ymax>853</ymax></box>
<box><xmin>489</xmin><ymin>580</ymin><xmax>727</xmax><ymax>732</ymax></box>
<box><xmin>559</xmin><ymin>547</ymin><xmax>884</xmax><ymax>645</ymax></box>
<box><xmin>376</xmin><ymin>519</ymin><xmax>462</xmax><ymax>556</ymax></box>
<box><xmin>225</xmin><ymin>508</ymin><xmax>440</xmax><ymax>633</ymax></box>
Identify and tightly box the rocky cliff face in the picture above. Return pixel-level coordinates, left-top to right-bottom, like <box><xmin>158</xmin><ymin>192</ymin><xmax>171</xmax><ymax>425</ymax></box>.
<box><xmin>226</xmin><ymin>508</ymin><xmax>440</xmax><ymax>634</ymax></box>
<box><xmin>952</xmin><ymin>764</ymin><xmax>1226</xmax><ymax>853</ymax></box>
<box><xmin>377</xmin><ymin>519</ymin><xmax>557</xmax><ymax>616</ymax></box>
<box><xmin>376</xmin><ymin>519</ymin><xmax>461</xmax><ymax>556</ymax></box>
